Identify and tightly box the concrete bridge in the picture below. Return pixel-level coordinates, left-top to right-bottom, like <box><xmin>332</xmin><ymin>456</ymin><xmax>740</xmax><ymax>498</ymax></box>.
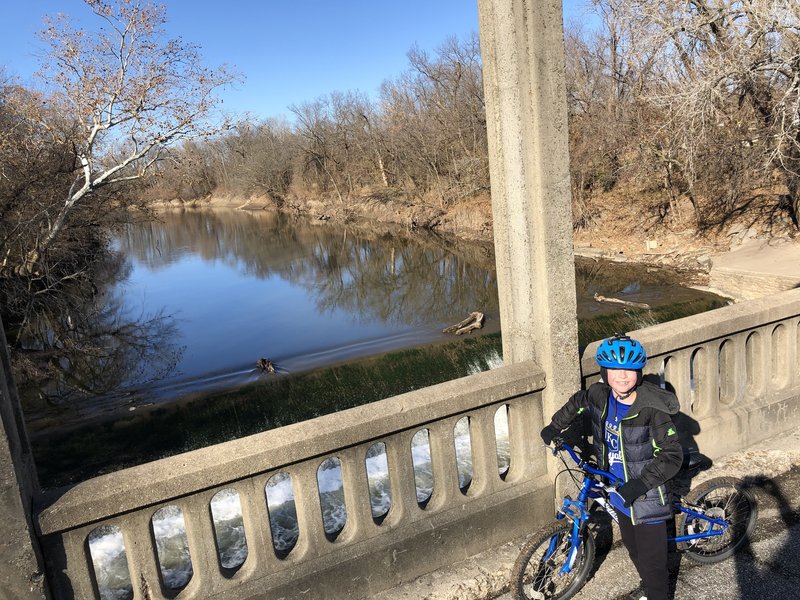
<box><xmin>2</xmin><ymin>1</ymin><xmax>800</xmax><ymax>599</ymax></box>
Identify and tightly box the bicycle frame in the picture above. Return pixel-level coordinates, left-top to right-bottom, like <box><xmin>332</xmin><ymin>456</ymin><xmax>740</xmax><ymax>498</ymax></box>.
<box><xmin>551</xmin><ymin>442</ymin><xmax>730</xmax><ymax>575</ymax></box>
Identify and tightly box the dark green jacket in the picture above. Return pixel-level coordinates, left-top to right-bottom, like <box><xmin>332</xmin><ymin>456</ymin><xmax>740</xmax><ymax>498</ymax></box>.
<box><xmin>549</xmin><ymin>380</ymin><xmax>683</xmax><ymax>524</ymax></box>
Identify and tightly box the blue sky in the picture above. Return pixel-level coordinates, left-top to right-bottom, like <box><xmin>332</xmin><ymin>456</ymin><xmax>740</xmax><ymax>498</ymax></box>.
<box><xmin>0</xmin><ymin>1</ymin><xmax>592</xmax><ymax>121</ymax></box>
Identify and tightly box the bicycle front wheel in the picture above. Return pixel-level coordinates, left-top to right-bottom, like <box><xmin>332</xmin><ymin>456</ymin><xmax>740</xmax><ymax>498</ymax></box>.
<box><xmin>676</xmin><ymin>476</ymin><xmax>758</xmax><ymax>564</ymax></box>
<box><xmin>511</xmin><ymin>519</ymin><xmax>595</xmax><ymax>600</ymax></box>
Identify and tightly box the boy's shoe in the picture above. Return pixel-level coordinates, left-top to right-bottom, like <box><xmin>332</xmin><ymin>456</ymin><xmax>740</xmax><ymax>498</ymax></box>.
<box><xmin>626</xmin><ymin>581</ymin><xmax>646</xmax><ymax>600</ymax></box>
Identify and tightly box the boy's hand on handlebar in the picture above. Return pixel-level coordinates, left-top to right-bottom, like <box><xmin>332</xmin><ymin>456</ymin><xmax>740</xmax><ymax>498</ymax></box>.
<box><xmin>540</xmin><ymin>424</ymin><xmax>560</xmax><ymax>446</ymax></box>
<box><xmin>617</xmin><ymin>479</ymin><xmax>648</xmax><ymax>507</ymax></box>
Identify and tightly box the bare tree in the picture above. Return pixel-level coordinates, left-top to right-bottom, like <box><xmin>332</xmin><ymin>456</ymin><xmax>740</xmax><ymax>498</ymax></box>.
<box><xmin>11</xmin><ymin>0</ymin><xmax>238</xmax><ymax>274</ymax></box>
<box><xmin>380</xmin><ymin>33</ymin><xmax>487</xmax><ymax>204</ymax></box>
<box><xmin>610</xmin><ymin>0</ymin><xmax>800</xmax><ymax>229</ymax></box>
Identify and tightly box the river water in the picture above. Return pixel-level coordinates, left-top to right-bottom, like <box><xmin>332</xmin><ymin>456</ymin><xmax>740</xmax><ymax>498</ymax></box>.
<box><xmin>26</xmin><ymin>208</ymin><xmax>721</xmax><ymax>424</ymax></box>
<box><xmin>27</xmin><ymin>208</ymin><xmax>727</xmax><ymax>599</ymax></box>
<box><xmin>22</xmin><ymin>208</ymin><xmax>726</xmax><ymax>484</ymax></box>
<box><xmin>80</xmin><ymin>209</ymin><xmax>500</xmax><ymax>407</ymax></box>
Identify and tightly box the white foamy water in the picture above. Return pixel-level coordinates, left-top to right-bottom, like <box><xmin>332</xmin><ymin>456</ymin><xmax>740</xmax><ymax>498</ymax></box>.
<box><xmin>88</xmin><ymin>526</ymin><xmax>132</xmax><ymax>600</ymax></box>
<box><xmin>88</xmin><ymin>384</ymin><xmax>512</xmax><ymax>598</ymax></box>
<box><xmin>468</xmin><ymin>348</ymin><xmax>504</xmax><ymax>375</ymax></box>
<box><xmin>210</xmin><ymin>489</ymin><xmax>248</xmax><ymax>569</ymax></box>
<box><xmin>152</xmin><ymin>506</ymin><xmax>193</xmax><ymax>590</ymax></box>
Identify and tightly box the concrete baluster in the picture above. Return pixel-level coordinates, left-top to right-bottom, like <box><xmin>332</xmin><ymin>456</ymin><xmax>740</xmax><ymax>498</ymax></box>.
<box><xmin>734</xmin><ymin>333</ymin><xmax>750</xmax><ymax>405</ymax></box>
<box><xmin>465</xmin><ymin>404</ymin><xmax>503</xmax><ymax>496</ymax></box>
<box><xmin>745</xmin><ymin>329</ymin><xmax>766</xmax><ymax>401</ymax></box>
<box><xmin>56</xmin><ymin>527</ymin><xmax>103</xmax><ymax>600</ymax></box>
<box><xmin>289</xmin><ymin>460</ymin><xmax>329</xmax><ymax>559</ymax></box>
<box><xmin>506</xmin><ymin>392</ymin><xmax>545</xmax><ymax>481</ymax></box>
<box><xmin>384</xmin><ymin>429</ymin><xmax>423</xmax><ymax>522</ymax></box>
<box><xmin>337</xmin><ymin>444</ymin><xmax>376</xmax><ymax>541</ymax></box>
<box><xmin>717</xmin><ymin>337</ymin><xmax>737</xmax><ymax>406</ymax></box>
<box><xmin>123</xmin><ymin>510</ymin><xmax>172</xmax><ymax>600</ymax></box>
<box><xmin>687</xmin><ymin>345</ymin><xmax>705</xmax><ymax>418</ymax></box>
<box><xmin>701</xmin><ymin>343</ymin><xmax>721</xmax><ymax>418</ymax></box>
<box><xmin>426</xmin><ymin>418</ymin><xmax>460</xmax><ymax>507</ymax></box>
<box><xmin>180</xmin><ymin>493</ymin><xmax>223</xmax><ymax>597</ymax></box>
<box><xmin>664</xmin><ymin>352</ymin><xmax>691</xmax><ymax>410</ymax></box>
<box><xmin>769</xmin><ymin>322</ymin><xmax>791</xmax><ymax>390</ymax></box>
<box><xmin>236</xmin><ymin>475</ymin><xmax>277</xmax><ymax>578</ymax></box>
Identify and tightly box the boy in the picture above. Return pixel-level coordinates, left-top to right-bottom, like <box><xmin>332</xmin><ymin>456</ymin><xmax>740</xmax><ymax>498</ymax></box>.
<box><xmin>540</xmin><ymin>334</ymin><xmax>683</xmax><ymax>600</ymax></box>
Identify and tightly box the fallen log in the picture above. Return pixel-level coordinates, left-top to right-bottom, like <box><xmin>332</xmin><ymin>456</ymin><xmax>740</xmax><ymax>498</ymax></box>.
<box><xmin>443</xmin><ymin>311</ymin><xmax>485</xmax><ymax>335</ymax></box>
<box><xmin>593</xmin><ymin>293</ymin><xmax>650</xmax><ymax>310</ymax></box>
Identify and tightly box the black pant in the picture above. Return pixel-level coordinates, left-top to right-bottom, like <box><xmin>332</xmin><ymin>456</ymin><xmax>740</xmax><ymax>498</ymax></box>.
<box><xmin>617</xmin><ymin>513</ymin><xmax>669</xmax><ymax>600</ymax></box>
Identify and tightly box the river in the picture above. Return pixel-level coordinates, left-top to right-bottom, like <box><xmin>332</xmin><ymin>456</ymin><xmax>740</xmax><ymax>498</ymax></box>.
<box><xmin>23</xmin><ymin>208</ymin><xmax>729</xmax><ymax>599</ymax></box>
<box><xmin>22</xmin><ymin>208</ymin><xmax>727</xmax><ymax>488</ymax></box>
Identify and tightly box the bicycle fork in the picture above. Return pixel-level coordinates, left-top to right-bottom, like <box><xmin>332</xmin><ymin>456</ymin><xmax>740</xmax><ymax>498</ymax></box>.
<box><xmin>551</xmin><ymin>476</ymin><xmax>595</xmax><ymax>575</ymax></box>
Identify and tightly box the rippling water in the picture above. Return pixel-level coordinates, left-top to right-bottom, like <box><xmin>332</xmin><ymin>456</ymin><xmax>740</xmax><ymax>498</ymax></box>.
<box><xmin>23</xmin><ymin>209</ymin><xmax>726</xmax><ymax>488</ymax></box>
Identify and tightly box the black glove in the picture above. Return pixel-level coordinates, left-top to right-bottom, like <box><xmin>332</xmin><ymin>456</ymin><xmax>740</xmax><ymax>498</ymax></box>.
<box><xmin>617</xmin><ymin>479</ymin><xmax>648</xmax><ymax>507</ymax></box>
<box><xmin>540</xmin><ymin>424</ymin><xmax>560</xmax><ymax>446</ymax></box>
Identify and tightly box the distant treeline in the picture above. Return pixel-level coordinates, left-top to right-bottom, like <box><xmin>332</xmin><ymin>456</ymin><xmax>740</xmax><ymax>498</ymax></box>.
<box><xmin>2</xmin><ymin>0</ymin><xmax>799</xmax><ymax>374</ymax></box>
<box><xmin>143</xmin><ymin>34</ymin><xmax>489</xmax><ymax>210</ymax></box>
<box><xmin>147</xmin><ymin>1</ymin><xmax>800</xmax><ymax>235</ymax></box>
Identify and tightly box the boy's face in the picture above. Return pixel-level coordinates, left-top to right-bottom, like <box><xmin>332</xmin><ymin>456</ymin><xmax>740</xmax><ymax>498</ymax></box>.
<box><xmin>606</xmin><ymin>368</ymin><xmax>638</xmax><ymax>397</ymax></box>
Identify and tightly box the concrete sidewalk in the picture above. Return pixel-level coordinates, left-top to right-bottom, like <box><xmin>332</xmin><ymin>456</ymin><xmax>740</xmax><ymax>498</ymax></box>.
<box><xmin>377</xmin><ymin>429</ymin><xmax>800</xmax><ymax>600</ymax></box>
<box><xmin>709</xmin><ymin>237</ymin><xmax>800</xmax><ymax>301</ymax></box>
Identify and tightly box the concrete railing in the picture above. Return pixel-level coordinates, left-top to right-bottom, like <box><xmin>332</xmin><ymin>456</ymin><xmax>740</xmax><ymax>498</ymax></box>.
<box><xmin>36</xmin><ymin>362</ymin><xmax>555</xmax><ymax>600</ymax></box>
<box><xmin>34</xmin><ymin>288</ymin><xmax>800</xmax><ymax>600</ymax></box>
<box><xmin>582</xmin><ymin>287</ymin><xmax>800</xmax><ymax>460</ymax></box>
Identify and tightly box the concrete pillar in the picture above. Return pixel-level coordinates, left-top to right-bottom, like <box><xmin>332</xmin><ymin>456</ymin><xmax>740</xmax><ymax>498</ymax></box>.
<box><xmin>0</xmin><ymin>317</ymin><xmax>48</xmax><ymax>599</ymax></box>
<box><xmin>477</xmin><ymin>0</ymin><xmax>580</xmax><ymax>419</ymax></box>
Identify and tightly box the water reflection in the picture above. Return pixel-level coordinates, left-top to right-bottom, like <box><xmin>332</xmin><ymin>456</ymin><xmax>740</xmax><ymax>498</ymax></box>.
<box><xmin>109</xmin><ymin>210</ymin><xmax>500</xmax><ymax>397</ymax></box>
<box><xmin>23</xmin><ymin>209</ymin><xmax>725</xmax><ymax>436</ymax></box>
<box><xmin>18</xmin><ymin>253</ymin><xmax>184</xmax><ymax>427</ymax></box>
<box><xmin>119</xmin><ymin>209</ymin><xmax>499</xmax><ymax>326</ymax></box>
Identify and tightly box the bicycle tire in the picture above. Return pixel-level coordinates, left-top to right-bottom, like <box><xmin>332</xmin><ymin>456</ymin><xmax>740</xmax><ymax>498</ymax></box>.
<box><xmin>511</xmin><ymin>519</ymin><xmax>595</xmax><ymax>600</ymax></box>
<box><xmin>676</xmin><ymin>476</ymin><xmax>757</xmax><ymax>564</ymax></box>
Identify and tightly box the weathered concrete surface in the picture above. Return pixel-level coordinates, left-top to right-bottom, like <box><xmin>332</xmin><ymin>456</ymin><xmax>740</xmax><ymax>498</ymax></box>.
<box><xmin>376</xmin><ymin>428</ymin><xmax>800</xmax><ymax>600</ymax></box>
<box><xmin>710</xmin><ymin>238</ymin><xmax>800</xmax><ymax>301</ymax></box>
<box><xmin>477</xmin><ymin>0</ymin><xmax>580</xmax><ymax>423</ymax></box>
<box><xmin>0</xmin><ymin>318</ymin><xmax>48</xmax><ymax>600</ymax></box>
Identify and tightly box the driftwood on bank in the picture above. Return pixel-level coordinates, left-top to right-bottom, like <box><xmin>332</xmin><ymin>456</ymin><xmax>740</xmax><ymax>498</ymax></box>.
<box><xmin>443</xmin><ymin>311</ymin><xmax>485</xmax><ymax>335</ymax></box>
<box><xmin>593</xmin><ymin>293</ymin><xmax>651</xmax><ymax>310</ymax></box>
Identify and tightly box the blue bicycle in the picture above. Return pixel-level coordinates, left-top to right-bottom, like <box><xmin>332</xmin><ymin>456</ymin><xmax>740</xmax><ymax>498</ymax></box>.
<box><xmin>511</xmin><ymin>439</ymin><xmax>758</xmax><ymax>600</ymax></box>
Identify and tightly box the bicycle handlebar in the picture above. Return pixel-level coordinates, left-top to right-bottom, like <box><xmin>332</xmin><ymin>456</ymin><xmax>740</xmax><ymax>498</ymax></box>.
<box><xmin>549</xmin><ymin>437</ymin><xmax>624</xmax><ymax>486</ymax></box>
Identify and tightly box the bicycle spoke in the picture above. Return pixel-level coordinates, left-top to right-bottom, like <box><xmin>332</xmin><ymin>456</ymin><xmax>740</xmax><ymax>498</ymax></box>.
<box><xmin>514</xmin><ymin>521</ymin><xmax>594</xmax><ymax>599</ymax></box>
<box><xmin>678</xmin><ymin>477</ymin><xmax>758</xmax><ymax>564</ymax></box>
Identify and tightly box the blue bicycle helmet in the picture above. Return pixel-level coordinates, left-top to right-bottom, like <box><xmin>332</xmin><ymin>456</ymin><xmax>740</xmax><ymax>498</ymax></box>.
<box><xmin>595</xmin><ymin>334</ymin><xmax>647</xmax><ymax>370</ymax></box>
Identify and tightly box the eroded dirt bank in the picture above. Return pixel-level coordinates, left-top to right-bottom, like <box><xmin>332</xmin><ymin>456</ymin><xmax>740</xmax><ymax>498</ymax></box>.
<box><xmin>153</xmin><ymin>186</ymin><xmax>799</xmax><ymax>299</ymax></box>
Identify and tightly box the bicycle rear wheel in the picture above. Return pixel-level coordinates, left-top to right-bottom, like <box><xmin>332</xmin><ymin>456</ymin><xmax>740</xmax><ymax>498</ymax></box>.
<box><xmin>511</xmin><ymin>519</ymin><xmax>595</xmax><ymax>600</ymax></box>
<box><xmin>676</xmin><ymin>476</ymin><xmax>757</xmax><ymax>564</ymax></box>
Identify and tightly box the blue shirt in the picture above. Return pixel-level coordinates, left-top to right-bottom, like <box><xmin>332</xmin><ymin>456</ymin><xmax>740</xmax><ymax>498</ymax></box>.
<box><xmin>605</xmin><ymin>392</ymin><xmax>631</xmax><ymax>516</ymax></box>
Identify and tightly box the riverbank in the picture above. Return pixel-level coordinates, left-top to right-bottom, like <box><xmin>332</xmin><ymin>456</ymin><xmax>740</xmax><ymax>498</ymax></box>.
<box><xmin>29</xmin><ymin>288</ymin><xmax>727</xmax><ymax>489</ymax></box>
<box><xmin>157</xmin><ymin>187</ymin><xmax>799</xmax><ymax>302</ymax></box>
